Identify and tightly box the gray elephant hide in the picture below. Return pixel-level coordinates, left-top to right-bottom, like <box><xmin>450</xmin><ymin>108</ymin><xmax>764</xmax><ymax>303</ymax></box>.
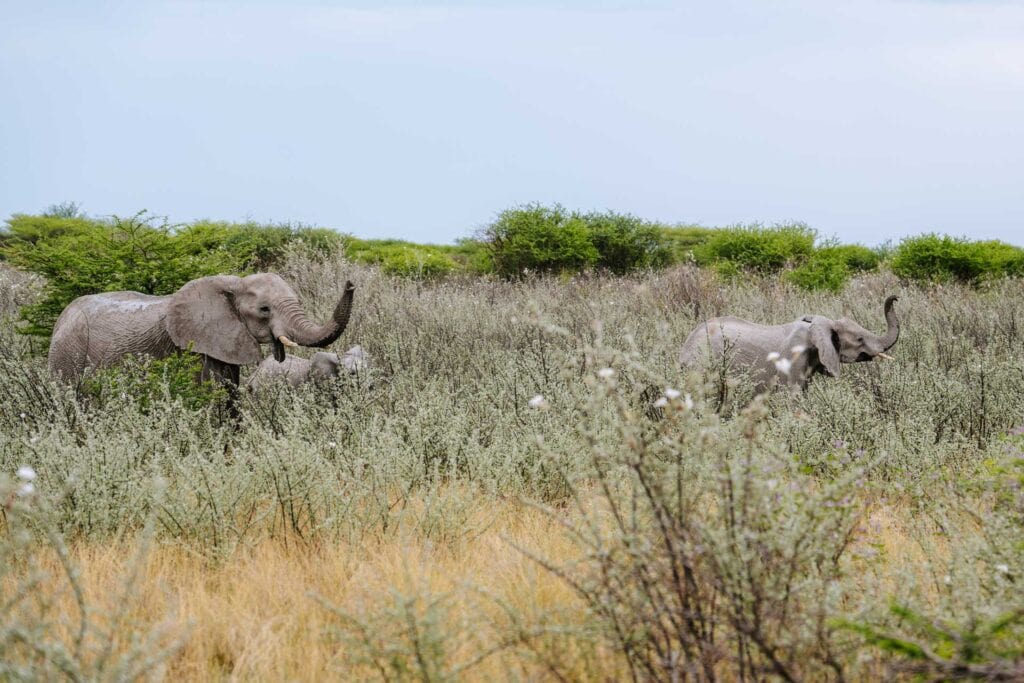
<box><xmin>679</xmin><ymin>296</ymin><xmax>899</xmax><ymax>393</ymax></box>
<box><xmin>248</xmin><ymin>346</ymin><xmax>372</xmax><ymax>389</ymax></box>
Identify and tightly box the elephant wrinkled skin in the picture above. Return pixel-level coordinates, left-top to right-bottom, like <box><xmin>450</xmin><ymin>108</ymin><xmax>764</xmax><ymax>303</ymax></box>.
<box><xmin>248</xmin><ymin>346</ymin><xmax>372</xmax><ymax>389</ymax></box>
<box><xmin>679</xmin><ymin>295</ymin><xmax>899</xmax><ymax>392</ymax></box>
<box><xmin>48</xmin><ymin>273</ymin><xmax>355</xmax><ymax>387</ymax></box>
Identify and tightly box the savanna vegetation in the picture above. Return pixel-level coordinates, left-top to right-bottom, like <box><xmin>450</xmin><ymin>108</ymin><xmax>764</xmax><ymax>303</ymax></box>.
<box><xmin>1</xmin><ymin>204</ymin><xmax>1023</xmax><ymax>680</ymax></box>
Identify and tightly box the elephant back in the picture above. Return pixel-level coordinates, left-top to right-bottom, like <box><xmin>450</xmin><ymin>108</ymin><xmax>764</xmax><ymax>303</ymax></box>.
<box><xmin>248</xmin><ymin>354</ymin><xmax>312</xmax><ymax>389</ymax></box>
<box><xmin>48</xmin><ymin>291</ymin><xmax>177</xmax><ymax>379</ymax></box>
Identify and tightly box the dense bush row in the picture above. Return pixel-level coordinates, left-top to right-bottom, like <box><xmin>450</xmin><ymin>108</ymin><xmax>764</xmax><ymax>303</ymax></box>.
<box><xmin>3</xmin><ymin>205</ymin><xmax>1022</xmax><ymax>337</ymax></box>
<box><xmin>891</xmin><ymin>233</ymin><xmax>1024</xmax><ymax>283</ymax></box>
<box><xmin>406</xmin><ymin>208</ymin><xmax>1020</xmax><ymax>288</ymax></box>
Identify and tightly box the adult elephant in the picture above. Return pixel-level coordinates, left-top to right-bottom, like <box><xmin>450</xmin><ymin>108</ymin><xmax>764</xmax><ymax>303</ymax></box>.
<box><xmin>679</xmin><ymin>295</ymin><xmax>899</xmax><ymax>392</ymax></box>
<box><xmin>48</xmin><ymin>273</ymin><xmax>355</xmax><ymax>387</ymax></box>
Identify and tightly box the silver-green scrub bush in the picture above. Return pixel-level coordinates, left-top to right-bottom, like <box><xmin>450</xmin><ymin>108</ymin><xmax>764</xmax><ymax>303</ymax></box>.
<box><xmin>2</xmin><ymin>251</ymin><xmax>1024</xmax><ymax>677</ymax></box>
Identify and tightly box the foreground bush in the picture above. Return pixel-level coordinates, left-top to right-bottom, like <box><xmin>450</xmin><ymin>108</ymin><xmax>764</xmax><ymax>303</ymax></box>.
<box><xmin>81</xmin><ymin>352</ymin><xmax>226</xmax><ymax>412</ymax></box>
<box><xmin>891</xmin><ymin>234</ymin><xmax>1024</xmax><ymax>284</ymax></box>
<box><xmin>523</xmin><ymin>340</ymin><xmax>865</xmax><ymax>680</ymax></box>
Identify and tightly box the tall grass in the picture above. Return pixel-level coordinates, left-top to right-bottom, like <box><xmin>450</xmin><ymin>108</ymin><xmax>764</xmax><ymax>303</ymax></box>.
<box><xmin>2</xmin><ymin>252</ymin><xmax>1023</xmax><ymax>679</ymax></box>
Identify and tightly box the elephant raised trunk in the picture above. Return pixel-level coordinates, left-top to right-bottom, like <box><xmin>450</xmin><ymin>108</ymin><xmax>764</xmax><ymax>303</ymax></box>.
<box><xmin>277</xmin><ymin>281</ymin><xmax>355</xmax><ymax>349</ymax></box>
<box><xmin>880</xmin><ymin>295</ymin><xmax>899</xmax><ymax>351</ymax></box>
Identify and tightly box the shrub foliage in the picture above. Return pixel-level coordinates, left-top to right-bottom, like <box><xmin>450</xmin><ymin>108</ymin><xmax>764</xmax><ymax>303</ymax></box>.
<box><xmin>480</xmin><ymin>203</ymin><xmax>600</xmax><ymax>276</ymax></box>
<box><xmin>479</xmin><ymin>203</ymin><xmax>672</xmax><ymax>277</ymax></box>
<box><xmin>3</xmin><ymin>246</ymin><xmax>1024</xmax><ymax>677</ymax></box>
<box><xmin>695</xmin><ymin>223</ymin><xmax>816</xmax><ymax>274</ymax></box>
<box><xmin>891</xmin><ymin>234</ymin><xmax>1024</xmax><ymax>284</ymax></box>
<box><xmin>0</xmin><ymin>211</ymin><xmax>344</xmax><ymax>337</ymax></box>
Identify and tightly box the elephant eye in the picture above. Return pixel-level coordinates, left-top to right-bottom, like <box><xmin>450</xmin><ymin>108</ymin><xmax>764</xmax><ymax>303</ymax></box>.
<box><xmin>259</xmin><ymin>305</ymin><xmax>271</xmax><ymax>315</ymax></box>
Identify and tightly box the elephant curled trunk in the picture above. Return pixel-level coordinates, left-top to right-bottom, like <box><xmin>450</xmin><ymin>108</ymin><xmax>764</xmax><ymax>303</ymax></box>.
<box><xmin>276</xmin><ymin>281</ymin><xmax>355</xmax><ymax>351</ymax></box>
<box><xmin>880</xmin><ymin>295</ymin><xmax>899</xmax><ymax>352</ymax></box>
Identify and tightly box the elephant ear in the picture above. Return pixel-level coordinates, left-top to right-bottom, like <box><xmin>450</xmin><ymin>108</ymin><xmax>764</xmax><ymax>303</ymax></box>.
<box><xmin>166</xmin><ymin>275</ymin><xmax>261</xmax><ymax>365</ymax></box>
<box><xmin>810</xmin><ymin>318</ymin><xmax>841</xmax><ymax>378</ymax></box>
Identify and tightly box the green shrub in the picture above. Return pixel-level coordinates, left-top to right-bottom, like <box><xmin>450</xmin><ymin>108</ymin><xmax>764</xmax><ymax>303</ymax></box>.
<box><xmin>2</xmin><ymin>212</ymin><xmax>239</xmax><ymax>336</ymax></box>
<box><xmin>713</xmin><ymin>259</ymin><xmax>743</xmax><ymax>280</ymax></box>
<box><xmin>891</xmin><ymin>234</ymin><xmax>1024</xmax><ymax>284</ymax></box>
<box><xmin>696</xmin><ymin>223</ymin><xmax>816</xmax><ymax>273</ymax></box>
<box><xmin>784</xmin><ymin>244</ymin><xmax>881</xmax><ymax>292</ymax></box>
<box><xmin>380</xmin><ymin>247</ymin><xmax>457</xmax><ymax>278</ymax></box>
<box><xmin>872</xmin><ymin>239</ymin><xmax>896</xmax><ymax>263</ymax></box>
<box><xmin>785</xmin><ymin>250</ymin><xmax>851</xmax><ymax>292</ymax></box>
<box><xmin>0</xmin><ymin>213</ymin><xmax>99</xmax><ymax>255</ymax></box>
<box><xmin>480</xmin><ymin>204</ymin><xmax>675</xmax><ymax>277</ymax></box>
<box><xmin>81</xmin><ymin>350</ymin><xmax>226</xmax><ymax>411</ymax></box>
<box><xmin>449</xmin><ymin>238</ymin><xmax>493</xmax><ymax>275</ymax></box>
<box><xmin>820</xmin><ymin>244</ymin><xmax>882</xmax><ymax>272</ymax></box>
<box><xmin>581</xmin><ymin>210</ymin><xmax>671</xmax><ymax>274</ymax></box>
<box><xmin>1</xmin><ymin>212</ymin><xmax>346</xmax><ymax>337</ymax></box>
<box><xmin>344</xmin><ymin>239</ymin><xmax>459</xmax><ymax>278</ymax></box>
<box><xmin>178</xmin><ymin>220</ymin><xmax>344</xmax><ymax>270</ymax></box>
<box><xmin>480</xmin><ymin>203</ymin><xmax>599</xmax><ymax>277</ymax></box>
<box><xmin>659</xmin><ymin>225</ymin><xmax>717</xmax><ymax>263</ymax></box>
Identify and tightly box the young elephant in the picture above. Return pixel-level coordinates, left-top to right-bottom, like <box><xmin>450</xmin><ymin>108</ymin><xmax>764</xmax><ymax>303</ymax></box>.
<box><xmin>679</xmin><ymin>295</ymin><xmax>899</xmax><ymax>392</ymax></box>
<box><xmin>248</xmin><ymin>346</ymin><xmax>371</xmax><ymax>389</ymax></box>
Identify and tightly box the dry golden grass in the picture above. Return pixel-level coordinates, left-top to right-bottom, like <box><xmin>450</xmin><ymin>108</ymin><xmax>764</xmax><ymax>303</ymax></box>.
<box><xmin>13</xmin><ymin>493</ymin><xmax>952</xmax><ymax>682</ymax></box>
<box><xmin>28</xmin><ymin>495</ymin><xmax>624</xmax><ymax>681</ymax></box>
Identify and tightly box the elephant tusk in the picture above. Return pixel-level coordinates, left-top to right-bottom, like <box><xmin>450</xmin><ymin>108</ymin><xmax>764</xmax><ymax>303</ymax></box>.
<box><xmin>877</xmin><ymin>352</ymin><xmax>894</xmax><ymax>360</ymax></box>
<box><xmin>278</xmin><ymin>335</ymin><xmax>299</xmax><ymax>348</ymax></box>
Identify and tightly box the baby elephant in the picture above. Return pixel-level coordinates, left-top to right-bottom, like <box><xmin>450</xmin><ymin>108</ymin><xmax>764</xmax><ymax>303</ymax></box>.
<box><xmin>679</xmin><ymin>296</ymin><xmax>899</xmax><ymax>392</ymax></box>
<box><xmin>248</xmin><ymin>346</ymin><xmax>371</xmax><ymax>389</ymax></box>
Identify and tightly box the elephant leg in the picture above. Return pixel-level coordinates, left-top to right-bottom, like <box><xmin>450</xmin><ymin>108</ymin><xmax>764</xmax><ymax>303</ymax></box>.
<box><xmin>200</xmin><ymin>354</ymin><xmax>241</xmax><ymax>421</ymax></box>
<box><xmin>200</xmin><ymin>355</ymin><xmax>240</xmax><ymax>386</ymax></box>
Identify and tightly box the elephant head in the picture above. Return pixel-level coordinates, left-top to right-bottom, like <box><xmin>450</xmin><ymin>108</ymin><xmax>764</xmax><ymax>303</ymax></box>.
<box><xmin>310</xmin><ymin>352</ymin><xmax>341</xmax><ymax>380</ymax></box>
<box><xmin>166</xmin><ymin>273</ymin><xmax>355</xmax><ymax>365</ymax></box>
<box><xmin>803</xmin><ymin>295</ymin><xmax>899</xmax><ymax>377</ymax></box>
<box><xmin>310</xmin><ymin>346</ymin><xmax>371</xmax><ymax>380</ymax></box>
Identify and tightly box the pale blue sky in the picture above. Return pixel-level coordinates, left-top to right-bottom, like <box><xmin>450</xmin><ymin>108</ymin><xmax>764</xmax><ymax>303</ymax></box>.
<box><xmin>1</xmin><ymin>0</ymin><xmax>1021</xmax><ymax>245</ymax></box>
